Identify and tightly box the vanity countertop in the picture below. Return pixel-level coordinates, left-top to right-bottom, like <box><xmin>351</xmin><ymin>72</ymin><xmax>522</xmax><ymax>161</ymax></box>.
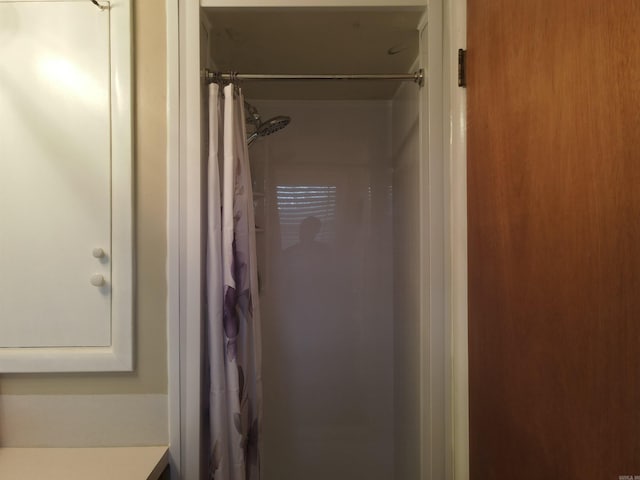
<box><xmin>0</xmin><ymin>446</ymin><xmax>169</xmax><ymax>479</ymax></box>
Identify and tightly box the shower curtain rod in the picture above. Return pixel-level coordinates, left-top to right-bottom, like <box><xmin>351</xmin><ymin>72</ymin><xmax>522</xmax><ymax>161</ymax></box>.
<box><xmin>203</xmin><ymin>68</ymin><xmax>425</xmax><ymax>87</ymax></box>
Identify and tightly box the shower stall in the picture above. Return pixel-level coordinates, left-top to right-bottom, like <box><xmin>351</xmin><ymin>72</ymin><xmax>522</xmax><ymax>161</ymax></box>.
<box><xmin>171</xmin><ymin>1</ymin><xmax>450</xmax><ymax>479</ymax></box>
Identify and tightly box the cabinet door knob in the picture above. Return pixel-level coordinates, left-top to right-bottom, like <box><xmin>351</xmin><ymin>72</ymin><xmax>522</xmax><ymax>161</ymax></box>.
<box><xmin>92</xmin><ymin>248</ymin><xmax>106</xmax><ymax>258</ymax></box>
<box><xmin>90</xmin><ymin>274</ymin><xmax>105</xmax><ymax>287</ymax></box>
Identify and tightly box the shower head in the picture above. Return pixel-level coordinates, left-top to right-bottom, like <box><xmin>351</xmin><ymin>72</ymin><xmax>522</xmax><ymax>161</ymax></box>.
<box><xmin>247</xmin><ymin>115</ymin><xmax>291</xmax><ymax>146</ymax></box>
<box><xmin>258</xmin><ymin>116</ymin><xmax>290</xmax><ymax>136</ymax></box>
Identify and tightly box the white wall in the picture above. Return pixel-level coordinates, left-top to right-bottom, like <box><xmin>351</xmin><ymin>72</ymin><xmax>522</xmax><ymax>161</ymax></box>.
<box><xmin>250</xmin><ymin>100</ymin><xmax>395</xmax><ymax>480</ymax></box>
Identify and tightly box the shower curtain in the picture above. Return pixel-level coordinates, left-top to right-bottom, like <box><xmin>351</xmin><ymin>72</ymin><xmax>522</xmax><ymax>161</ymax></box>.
<box><xmin>207</xmin><ymin>83</ymin><xmax>263</xmax><ymax>480</ymax></box>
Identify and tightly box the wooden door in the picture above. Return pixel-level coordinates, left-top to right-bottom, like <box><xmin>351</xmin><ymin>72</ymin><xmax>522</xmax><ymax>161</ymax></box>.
<box><xmin>467</xmin><ymin>1</ymin><xmax>640</xmax><ymax>478</ymax></box>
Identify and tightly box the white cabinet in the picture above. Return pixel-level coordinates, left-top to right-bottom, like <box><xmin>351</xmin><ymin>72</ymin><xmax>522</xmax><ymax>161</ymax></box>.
<box><xmin>0</xmin><ymin>0</ymin><xmax>133</xmax><ymax>372</ymax></box>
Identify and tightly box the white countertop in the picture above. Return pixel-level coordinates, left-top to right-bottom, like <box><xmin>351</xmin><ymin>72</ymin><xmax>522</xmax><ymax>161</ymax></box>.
<box><xmin>0</xmin><ymin>446</ymin><xmax>169</xmax><ymax>480</ymax></box>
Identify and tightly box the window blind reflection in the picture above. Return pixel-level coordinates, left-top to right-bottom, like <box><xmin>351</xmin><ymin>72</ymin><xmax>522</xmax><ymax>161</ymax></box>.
<box><xmin>276</xmin><ymin>185</ymin><xmax>337</xmax><ymax>250</ymax></box>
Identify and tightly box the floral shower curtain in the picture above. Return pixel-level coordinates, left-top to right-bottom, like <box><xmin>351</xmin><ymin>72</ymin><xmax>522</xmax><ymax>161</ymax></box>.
<box><xmin>207</xmin><ymin>83</ymin><xmax>262</xmax><ymax>480</ymax></box>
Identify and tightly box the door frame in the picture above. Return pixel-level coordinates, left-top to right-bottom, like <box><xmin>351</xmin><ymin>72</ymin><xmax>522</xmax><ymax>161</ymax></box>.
<box><xmin>165</xmin><ymin>0</ymin><xmax>469</xmax><ymax>478</ymax></box>
<box><xmin>446</xmin><ymin>0</ymin><xmax>469</xmax><ymax>478</ymax></box>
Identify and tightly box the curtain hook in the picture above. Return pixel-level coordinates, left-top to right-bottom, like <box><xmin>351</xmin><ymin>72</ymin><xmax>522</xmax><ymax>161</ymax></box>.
<box><xmin>229</xmin><ymin>72</ymin><xmax>241</xmax><ymax>97</ymax></box>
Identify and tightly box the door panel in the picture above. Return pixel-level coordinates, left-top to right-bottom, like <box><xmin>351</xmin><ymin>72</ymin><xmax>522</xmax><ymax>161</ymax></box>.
<box><xmin>467</xmin><ymin>1</ymin><xmax>640</xmax><ymax>478</ymax></box>
<box><xmin>0</xmin><ymin>2</ymin><xmax>111</xmax><ymax>348</ymax></box>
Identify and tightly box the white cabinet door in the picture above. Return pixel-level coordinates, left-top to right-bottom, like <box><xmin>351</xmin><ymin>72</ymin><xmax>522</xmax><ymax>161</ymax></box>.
<box><xmin>0</xmin><ymin>0</ymin><xmax>132</xmax><ymax>370</ymax></box>
<box><xmin>0</xmin><ymin>2</ymin><xmax>111</xmax><ymax>347</ymax></box>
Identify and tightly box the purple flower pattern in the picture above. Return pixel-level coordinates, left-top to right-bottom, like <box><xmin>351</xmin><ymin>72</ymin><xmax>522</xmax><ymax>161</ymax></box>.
<box><xmin>210</xmin><ymin>85</ymin><xmax>261</xmax><ymax>480</ymax></box>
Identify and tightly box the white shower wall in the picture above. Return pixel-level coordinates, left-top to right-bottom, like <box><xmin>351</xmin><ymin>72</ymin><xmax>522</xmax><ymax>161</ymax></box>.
<box><xmin>248</xmin><ymin>97</ymin><xmax>419</xmax><ymax>480</ymax></box>
<box><xmin>391</xmin><ymin>81</ymin><xmax>421</xmax><ymax>480</ymax></box>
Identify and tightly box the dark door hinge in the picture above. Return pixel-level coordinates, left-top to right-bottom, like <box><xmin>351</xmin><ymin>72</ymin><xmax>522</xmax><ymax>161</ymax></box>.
<box><xmin>458</xmin><ymin>49</ymin><xmax>467</xmax><ymax>88</ymax></box>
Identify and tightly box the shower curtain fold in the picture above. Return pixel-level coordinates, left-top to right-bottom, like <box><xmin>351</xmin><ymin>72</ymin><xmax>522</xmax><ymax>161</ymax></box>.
<box><xmin>207</xmin><ymin>83</ymin><xmax>262</xmax><ymax>480</ymax></box>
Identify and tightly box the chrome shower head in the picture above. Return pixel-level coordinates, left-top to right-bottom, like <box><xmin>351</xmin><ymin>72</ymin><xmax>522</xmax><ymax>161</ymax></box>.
<box><xmin>247</xmin><ymin>115</ymin><xmax>291</xmax><ymax>146</ymax></box>
<box><xmin>258</xmin><ymin>116</ymin><xmax>290</xmax><ymax>136</ymax></box>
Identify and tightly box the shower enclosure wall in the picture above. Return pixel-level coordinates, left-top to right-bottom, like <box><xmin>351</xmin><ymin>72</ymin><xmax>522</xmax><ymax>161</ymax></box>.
<box><xmin>185</xmin><ymin>4</ymin><xmax>445</xmax><ymax>479</ymax></box>
<box><xmin>250</xmin><ymin>99</ymin><xmax>416</xmax><ymax>480</ymax></box>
